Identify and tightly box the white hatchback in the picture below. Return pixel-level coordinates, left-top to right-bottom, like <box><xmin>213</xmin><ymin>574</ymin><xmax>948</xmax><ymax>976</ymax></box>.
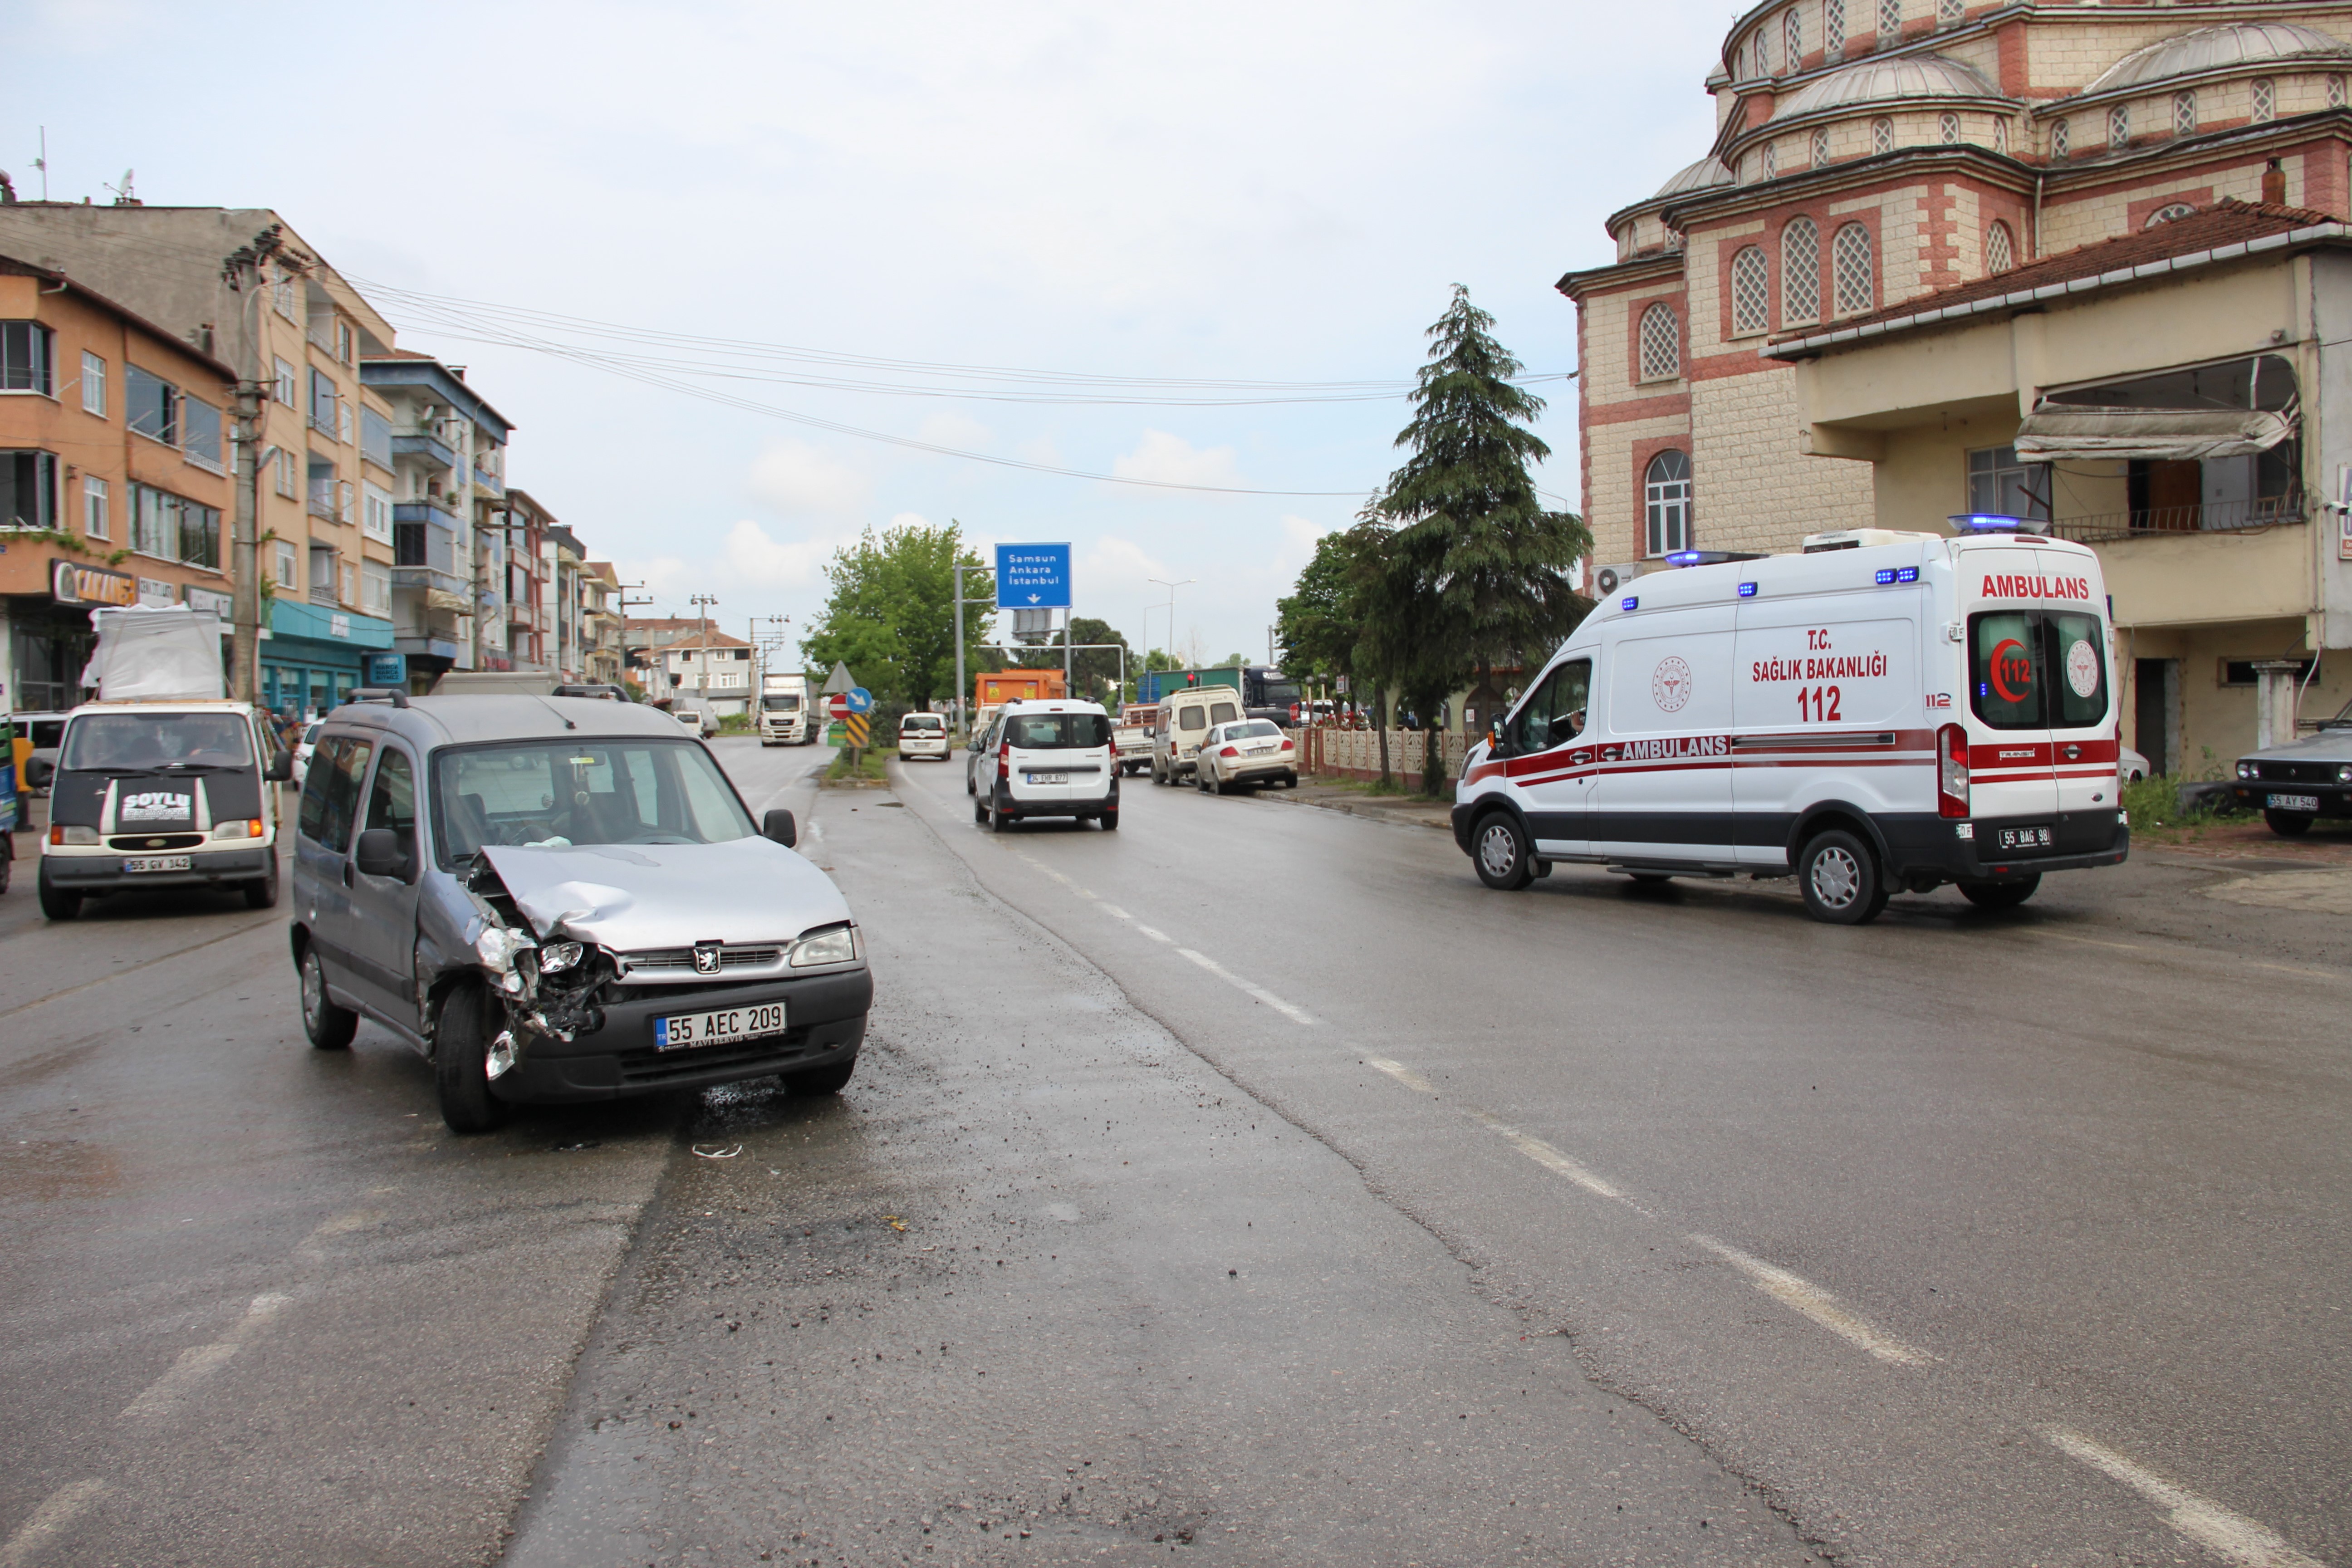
<box><xmin>899</xmin><ymin>712</ymin><xmax>950</xmax><ymax>760</ymax></box>
<box><xmin>974</xmin><ymin>700</ymin><xmax>1119</xmax><ymax>831</ymax></box>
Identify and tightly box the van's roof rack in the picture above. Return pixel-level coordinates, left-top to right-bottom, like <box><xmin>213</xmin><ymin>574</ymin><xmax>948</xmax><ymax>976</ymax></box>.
<box><xmin>551</xmin><ymin>683</ymin><xmax>627</xmax><ymax>700</ymax></box>
<box><xmin>346</xmin><ymin>686</ymin><xmax>411</xmax><ymax>708</ymax></box>
<box><xmin>1801</xmin><ymin>528</ymin><xmax>1943</xmax><ymax>552</ymax></box>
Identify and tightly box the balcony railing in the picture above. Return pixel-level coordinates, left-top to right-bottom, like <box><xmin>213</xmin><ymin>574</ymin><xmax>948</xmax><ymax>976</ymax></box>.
<box><xmin>392</xmin><ymin>431</ymin><xmax>457</xmax><ymax>471</ymax></box>
<box><xmin>2046</xmin><ymin>495</ymin><xmax>2305</xmax><ymax>545</ymax></box>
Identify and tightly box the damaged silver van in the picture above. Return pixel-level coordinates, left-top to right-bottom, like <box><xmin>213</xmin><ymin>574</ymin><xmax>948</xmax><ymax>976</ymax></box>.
<box><xmin>290</xmin><ymin>690</ymin><xmax>870</xmax><ymax>1131</ymax></box>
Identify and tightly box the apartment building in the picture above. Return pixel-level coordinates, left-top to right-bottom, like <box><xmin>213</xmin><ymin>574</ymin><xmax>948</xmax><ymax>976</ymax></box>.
<box><xmin>547</xmin><ymin>521</ymin><xmax>585</xmax><ymax>680</ymax></box>
<box><xmin>358</xmin><ymin>352</ymin><xmax>514</xmax><ymax>686</ymax></box>
<box><xmin>581</xmin><ymin>560</ymin><xmax>625</xmax><ymax>685</ymax></box>
<box><xmin>1561</xmin><ymin>1</ymin><xmax>2352</xmax><ymax>767</ymax></box>
<box><xmin>0</xmin><ymin>255</ymin><xmax>238</xmax><ymax>710</ymax></box>
<box><xmin>0</xmin><ymin>203</ymin><xmax>400</xmax><ymax>715</ymax></box>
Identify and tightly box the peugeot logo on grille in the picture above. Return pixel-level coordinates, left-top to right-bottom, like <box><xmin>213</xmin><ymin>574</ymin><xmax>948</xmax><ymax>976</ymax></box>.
<box><xmin>692</xmin><ymin>941</ymin><xmax>724</xmax><ymax>975</ymax></box>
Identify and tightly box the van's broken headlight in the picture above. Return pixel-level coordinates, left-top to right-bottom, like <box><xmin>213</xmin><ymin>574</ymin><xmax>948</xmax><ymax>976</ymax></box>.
<box><xmin>538</xmin><ymin>940</ymin><xmax>585</xmax><ymax>974</ymax></box>
<box><xmin>475</xmin><ymin>926</ymin><xmax>536</xmax><ymax>973</ymax></box>
<box><xmin>789</xmin><ymin>926</ymin><xmax>858</xmax><ymax>968</ymax></box>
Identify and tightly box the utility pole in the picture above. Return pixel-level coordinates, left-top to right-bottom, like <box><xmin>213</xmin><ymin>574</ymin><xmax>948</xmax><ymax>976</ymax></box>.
<box><xmin>219</xmin><ymin>224</ymin><xmax>301</xmax><ymax>707</ymax></box>
<box><xmin>688</xmin><ymin>593</ymin><xmax>716</xmax><ymax>706</ymax></box>
<box><xmin>1148</xmin><ymin>577</ymin><xmax>1194</xmax><ymax>702</ymax></box>
<box><xmin>953</xmin><ymin>562</ymin><xmax>993</xmax><ymax>739</ymax></box>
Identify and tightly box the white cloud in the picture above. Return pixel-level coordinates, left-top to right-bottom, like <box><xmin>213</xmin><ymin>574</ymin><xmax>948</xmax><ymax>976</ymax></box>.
<box><xmin>1275</xmin><ymin>513</ymin><xmax>1332</xmax><ymax>571</ymax></box>
<box><xmin>1110</xmin><ymin>430</ymin><xmax>1245</xmax><ymax>494</ymax></box>
<box><xmin>746</xmin><ymin>440</ymin><xmax>870</xmax><ymax>518</ymax></box>
<box><xmin>716</xmin><ymin>519</ymin><xmax>853</xmax><ymax>592</ymax></box>
<box><xmin>916</xmin><ymin>412</ymin><xmax>994</xmax><ymax>451</ymax></box>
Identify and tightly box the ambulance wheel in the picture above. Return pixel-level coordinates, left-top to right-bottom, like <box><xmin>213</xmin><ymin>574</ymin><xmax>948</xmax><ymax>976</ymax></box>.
<box><xmin>1959</xmin><ymin>876</ymin><xmax>2039</xmax><ymax>910</ymax></box>
<box><xmin>1798</xmin><ymin>829</ymin><xmax>1888</xmax><ymax>924</ymax></box>
<box><xmin>1472</xmin><ymin>812</ymin><xmax>1535</xmax><ymax>891</ymax></box>
<box><xmin>2264</xmin><ymin>808</ymin><xmax>2315</xmax><ymax>837</ymax></box>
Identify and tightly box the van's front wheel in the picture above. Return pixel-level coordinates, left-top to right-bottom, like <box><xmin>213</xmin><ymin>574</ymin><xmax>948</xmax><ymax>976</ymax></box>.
<box><xmin>1472</xmin><ymin>812</ymin><xmax>1535</xmax><ymax>891</ymax></box>
<box><xmin>434</xmin><ymin>982</ymin><xmax>509</xmax><ymax>1134</ymax></box>
<box><xmin>1798</xmin><ymin>829</ymin><xmax>1888</xmax><ymax>924</ymax></box>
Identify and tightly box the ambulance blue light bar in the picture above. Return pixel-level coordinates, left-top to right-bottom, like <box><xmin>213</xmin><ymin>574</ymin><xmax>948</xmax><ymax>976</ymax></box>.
<box><xmin>1619</xmin><ymin>596</ymin><xmax>1638</xmax><ymax>611</ymax></box>
<box><xmin>1664</xmin><ymin>549</ymin><xmax>1769</xmax><ymax>567</ymax></box>
<box><xmin>1873</xmin><ymin>566</ymin><xmax>1921</xmax><ymax>584</ymax></box>
<box><xmin>1737</xmin><ymin>582</ymin><xmax>1758</xmax><ymax>598</ymax></box>
<box><xmin>1946</xmin><ymin>513</ymin><xmax>2053</xmax><ymax>535</ymax></box>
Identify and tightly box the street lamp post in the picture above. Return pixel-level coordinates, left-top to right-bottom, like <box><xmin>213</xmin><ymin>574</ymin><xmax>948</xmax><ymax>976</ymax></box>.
<box><xmin>1148</xmin><ymin>577</ymin><xmax>1194</xmax><ymax>699</ymax></box>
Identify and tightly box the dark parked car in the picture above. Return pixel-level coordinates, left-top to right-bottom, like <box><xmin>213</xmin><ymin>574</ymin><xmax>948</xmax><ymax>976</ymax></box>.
<box><xmin>2229</xmin><ymin>694</ymin><xmax>2352</xmax><ymax>834</ymax></box>
<box><xmin>291</xmin><ymin>691</ymin><xmax>870</xmax><ymax>1131</ymax></box>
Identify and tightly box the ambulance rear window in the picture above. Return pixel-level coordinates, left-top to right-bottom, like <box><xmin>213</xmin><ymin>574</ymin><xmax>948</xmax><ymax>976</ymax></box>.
<box><xmin>1969</xmin><ymin>610</ymin><xmax>2107</xmax><ymax>730</ymax></box>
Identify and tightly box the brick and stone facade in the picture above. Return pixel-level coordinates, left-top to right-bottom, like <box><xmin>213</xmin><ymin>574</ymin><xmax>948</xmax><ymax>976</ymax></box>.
<box><xmin>1560</xmin><ymin>1</ymin><xmax>2352</xmax><ymax>576</ymax></box>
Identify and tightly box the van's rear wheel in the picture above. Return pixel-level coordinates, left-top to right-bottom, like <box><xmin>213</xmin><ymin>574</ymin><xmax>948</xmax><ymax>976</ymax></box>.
<box><xmin>1798</xmin><ymin>829</ymin><xmax>1888</xmax><ymax>924</ymax></box>
<box><xmin>1472</xmin><ymin>812</ymin><xmax>1534</xmax><ymax>891</ymax></box>
<box><xmin>299</xmin><ymin>942</ymin><xmax>358</xmax><ymax>1051</ymax></box>
<box><xmin>1959</xmin><ymin>876</ymin><xmax>2039</xmax><ymax>910</ymax></box>
<box><xmin>2264</xmin><ymin>808</ymin><xmax>2315</xmax><ymax>837</ymax></box>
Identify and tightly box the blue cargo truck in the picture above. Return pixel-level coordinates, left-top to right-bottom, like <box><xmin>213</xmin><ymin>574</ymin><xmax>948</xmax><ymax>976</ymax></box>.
<box><xmin>1135</xmin><ymin>666</ymin><xmax>1298</xmax><ymax>721</ymax></box>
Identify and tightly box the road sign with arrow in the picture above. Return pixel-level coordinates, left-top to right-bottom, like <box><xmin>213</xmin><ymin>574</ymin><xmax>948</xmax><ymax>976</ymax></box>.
<box><xmin>994</xmin><ymin>543</ymin><xmax>1071</xmax><ymax>610</ymax></box>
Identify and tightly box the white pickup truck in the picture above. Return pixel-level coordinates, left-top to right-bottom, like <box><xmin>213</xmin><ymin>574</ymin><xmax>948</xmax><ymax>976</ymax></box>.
<box><xmin>1112</xmin><ymin>704</ymin><xmax>1157</xmax><ymax>776</ymax></box>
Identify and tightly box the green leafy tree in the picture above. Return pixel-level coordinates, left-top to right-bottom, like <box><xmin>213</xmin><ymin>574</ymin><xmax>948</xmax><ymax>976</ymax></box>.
<box><xmin>1370</xmin><ymin>284</ymin><xmax>1592</xmax><ymax>793</ymax></box>
<box><xmin>800</xmin><ymin>519</ymin><xmax>991</xmax><ymax>709</ymax></box>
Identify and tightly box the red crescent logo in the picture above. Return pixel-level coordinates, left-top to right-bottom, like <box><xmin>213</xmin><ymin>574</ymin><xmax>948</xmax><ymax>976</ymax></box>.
<box><xmin>1989</xmin><ymin>637</ymin><xmax>2031</xmax><ymax>703</ymax></box>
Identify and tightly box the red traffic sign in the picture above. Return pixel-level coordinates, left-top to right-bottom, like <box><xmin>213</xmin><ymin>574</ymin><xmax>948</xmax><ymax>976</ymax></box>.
<box><xmin>826</xmin><ymin>693</ymin><xmax>851</xmax><ymax>720</ymax></box>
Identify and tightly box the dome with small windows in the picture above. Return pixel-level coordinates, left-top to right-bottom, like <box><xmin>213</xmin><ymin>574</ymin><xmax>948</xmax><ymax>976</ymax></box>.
<box><xmin>1769</xmin><ymin>54</ymin><xmax>2000</xmax><ymax>121</ymax></box>
<box><xmin>2083</xmin><ymin>21</ymin><xmax>2352</xmax><ymax>96</ymax></box>
<box><xmin>1654</xmin><ymin>156</ymin><xmax>1735</xmax><ymax>199</ymax></box>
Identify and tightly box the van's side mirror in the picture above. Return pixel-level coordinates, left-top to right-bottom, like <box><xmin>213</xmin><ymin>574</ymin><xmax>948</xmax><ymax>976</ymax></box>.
<box><xmin>23</xmin><ymin>755</ymin><xmax>54</xmax><ymax>789</ymax></box>
<box><xmin>762</xmin><ymin>808</ymin><xmax>798</xmax><ymax>848</ymax></box>
<box><xmin>354</xmin><ymin>827</ymin><xmax>411</xmax><ymax>881</ymax></box>
<box><xmin>265</xmin><ymin>750</ymin><xmax>294</xmax><ymax>782</ymax></box>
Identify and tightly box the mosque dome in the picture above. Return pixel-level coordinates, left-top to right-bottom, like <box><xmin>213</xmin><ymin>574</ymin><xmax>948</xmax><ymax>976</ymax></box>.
<box><xmin>1654</xmin><ymin>156</ymin><xmax>1734</xmax><ymax>199</ymax></box>
<box><xmin>1770</xmin><ymin>54</ymin><xmax>2000</xmax><ymax>121</ymax></box>
<box><xmin>2084</xmin><ymin>21</ymin><xmax>2352</xmax><ymax>95</ymax></box>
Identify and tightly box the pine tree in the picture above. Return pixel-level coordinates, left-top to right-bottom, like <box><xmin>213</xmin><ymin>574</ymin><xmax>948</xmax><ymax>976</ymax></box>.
<box><xmin>1371</xmin><ymin>284</ymin><xmax>1591</xmax><ymax>792</ymax></box>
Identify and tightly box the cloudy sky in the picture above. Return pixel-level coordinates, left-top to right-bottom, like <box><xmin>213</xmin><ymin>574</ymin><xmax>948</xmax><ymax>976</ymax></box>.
<box><xmin>20</xmin><ymin>0</ymin><xmax>1725</xmax><ymax>664</ymax></box>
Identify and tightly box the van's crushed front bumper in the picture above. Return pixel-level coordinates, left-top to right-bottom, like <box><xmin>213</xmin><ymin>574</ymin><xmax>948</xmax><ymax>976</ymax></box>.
<box><xmin>491</xmin><ymin>966</ymin><xmax>873</xmax><ymax>1103</ymax></box>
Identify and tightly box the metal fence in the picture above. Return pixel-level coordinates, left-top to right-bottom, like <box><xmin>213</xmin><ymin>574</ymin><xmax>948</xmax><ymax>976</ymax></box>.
<box><xmin>2047</xmin><ymin>495</ymin><xmax>2304</xmax><ymax>544</ymax></box>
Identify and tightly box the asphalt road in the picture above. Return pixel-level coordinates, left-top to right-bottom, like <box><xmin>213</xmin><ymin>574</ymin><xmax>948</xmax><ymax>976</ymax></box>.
<box><xmin>3</xmin><ymin>735</ymin><xmax>2345</xmax><ymax>1567</ymax></box>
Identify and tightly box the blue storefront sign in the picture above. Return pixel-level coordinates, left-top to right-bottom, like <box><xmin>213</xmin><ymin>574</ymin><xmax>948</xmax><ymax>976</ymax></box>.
<box><xmin>995</xmin><ymin>543</ymin><xmax>1071</xmax><ymax>609</ymax></box>
<box><xmin>260</xmin><ymin>598</ymin><xmax>395</xmax><ymax>718</ymax></box>
<box><xmin>364</xmin><ymin>652</ymin><xmax>407</xmax><ymax>686</ymax></box>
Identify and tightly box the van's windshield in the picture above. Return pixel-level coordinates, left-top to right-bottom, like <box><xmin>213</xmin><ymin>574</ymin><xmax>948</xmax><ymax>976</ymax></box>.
<box><xmin>434</xmin><ymin>739</ymin><xmax>755</xmax><ymax>865</ymax></box>
<box><xmin>1005</xmin><ymin>713</ymin><xmax>1112</xmax><ymax>750</ymax></box>
<box><xmin>62</xmin><ymin>713</ymin><xmax>254</xmax><ymax>772</ymax></box>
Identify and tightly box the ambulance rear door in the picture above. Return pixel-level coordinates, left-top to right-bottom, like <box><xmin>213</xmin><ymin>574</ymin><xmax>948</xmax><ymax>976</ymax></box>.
<box><xmin>2036</xmin><ymin>544</ymin><xmax>2120</xmax><ymax>823</ymax></box>
<box><xmin>1961</xmin><ymin>546</ymin><xmax>2061</xmax><ymax>842</ymax></box>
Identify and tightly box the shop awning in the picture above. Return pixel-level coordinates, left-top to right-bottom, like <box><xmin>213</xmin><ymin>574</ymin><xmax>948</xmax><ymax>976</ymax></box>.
<box><xmin>2013</xmin><ymin>406</ymin><xmax>2296</xmax><ymax>462</ymax></box>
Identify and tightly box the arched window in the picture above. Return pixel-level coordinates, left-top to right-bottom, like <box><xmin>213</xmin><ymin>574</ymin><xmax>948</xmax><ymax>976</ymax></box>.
<box><xmin>1939</xmin><ymin>111</ymin><xmax>1961</xmax><ymax>144</ymax></box>
<box><xmin>1824</xmin><ymin>0</ymin><xmax>1846</xmax><ymax>58</ymax></box>
<box><xmin>2108</xmin><ymin>103</ymin><xmax>2130</xmax><ymax>150</ymax></box>
<box><xmin>1754</xmin><ymin>29</ymin><xmax>1772</xmax><ymax>77</ymax></box>
<box><xmin>1811</xmin><ymin>126</ymin><xmax>1832</xmax><ymax>167</ymax></box>
<box><xmin>2251</xmin><ymin>78</ymin><xmax>2274</xmax><ymax>123</ymax></box>
<box><xmin>2143</xmin><ymin>202</ymin><xmax>2195</xmax><ymax>229</ymax></box>
<box><xmin>1994</xmin><ymin>117</ymin><xmax>2009</xmax><ymax>155</ymax></box>
<box><xmin>1873</xmin><ymin>117</ymin><xmax>1895</xmax><ymax>155</ymax></box>
<box><xmin>2173</xmin><ymin>91</ymin><xmax>2197</xmax><ymax>137</ymax></box>
<box><xmin>1832</xmin><ymin>222</ymin><xmax>1874</xmax><ymax>315</ymax></box>
<box><xmin>1784</xmin><ymin>8</ymin><xmax>1803</xmax><ymax>70</ymax></box>
<box><xmin>1637</xmin><ymin>303</ymin><xmax>1681</xmax><ymax>382</ymax></box>
<box><xmin>2052</xmin><ymin>118</ymin><xmax>2070</xmax><ymax>160</ymax></box>
<box><xmin>1730</xmin><ymin>245</ymin><xmax>1772</xmax><ymax>336</ymax></box>
<box><xmin>1878</xmin><ymin>0</ymin><xmax>1901</xmax><ymax>39</ymax></box>
<box><xmin>1645</xmin><ymin>451</ymin><xmax>1693</xmax><ymax>557</ymax></box>
<box><xmin>1783</xmin><ymin>217</ymin><xmax>1822</xmax><ymax>323</ymax></box>
<box><xmin>1984</xmin><ymin>220</ymin><xmax>2014</xmax><ymax>274</ymax></box>
<box><xmin>1762</xmin><ymin>141</ymin><xmax>1778</xmax><ymax>179</ymax></box>
<box><xmin>1936</xmin><ymin>0</ymin><xmax>1962</xmax><ymax>24</ymax></box>
<box><xmin>2331</xmin><ymin>75</ymin><xmax>2347</xmax><ymax>108</ymax></box>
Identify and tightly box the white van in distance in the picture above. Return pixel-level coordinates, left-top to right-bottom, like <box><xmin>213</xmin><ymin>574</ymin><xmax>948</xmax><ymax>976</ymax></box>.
<box><xmin>1453</xmin><ymin>519</ymin><xmax>2129</xmax><ymax>923</ymax></box>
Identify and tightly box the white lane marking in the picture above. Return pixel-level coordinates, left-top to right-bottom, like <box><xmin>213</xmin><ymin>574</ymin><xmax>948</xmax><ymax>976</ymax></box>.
<box><xmin>1362</xmin><ymin>1055</ymin><xmax>1437</xmax><ymax>1094</ymax></box>
<box><xmin>0</xmin><ymin>1479</ymin><xmax>107</xmax><ymax>1568</ymax></box>
<box><xmin>1097</xmin><ymin>903</ymin><xmax>1132</xmax><ymax>922</ymax></box>
<box><xmin>2046</xmin><ymin>1429</ymin><xmax>2326</xmax><ymax>1568</ymax></box>
<box><xmin>1687</xmin><ymin>1235</ymin><xmax>1935</xmax><ymax>1367</ymax></box>
<box><xmin>1460</xmin><ymin>1108</ymin><xmax>1627</xmax><ymax>1200</ymax></box>
<box><xmin>1173</xmin><ymin>948</ymin><xmax>1318</xmax><ymax>1026</ymax></box>
<box><xmin>1133</xmin><ymin>924</ymin><xmax>1171</xmax><ymax>944</ymax></box>
<box><xmin>120</xmin><ymin>1292</ymin><xmax>291</xmax><ymax>1419</ymax></box>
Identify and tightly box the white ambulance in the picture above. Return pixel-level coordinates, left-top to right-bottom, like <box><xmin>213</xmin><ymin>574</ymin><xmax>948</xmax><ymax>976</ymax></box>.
<box><xmin>1452</xmin><ymin>519</ymin><xmax>2128</xmax><ymax>924</ymax></box>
